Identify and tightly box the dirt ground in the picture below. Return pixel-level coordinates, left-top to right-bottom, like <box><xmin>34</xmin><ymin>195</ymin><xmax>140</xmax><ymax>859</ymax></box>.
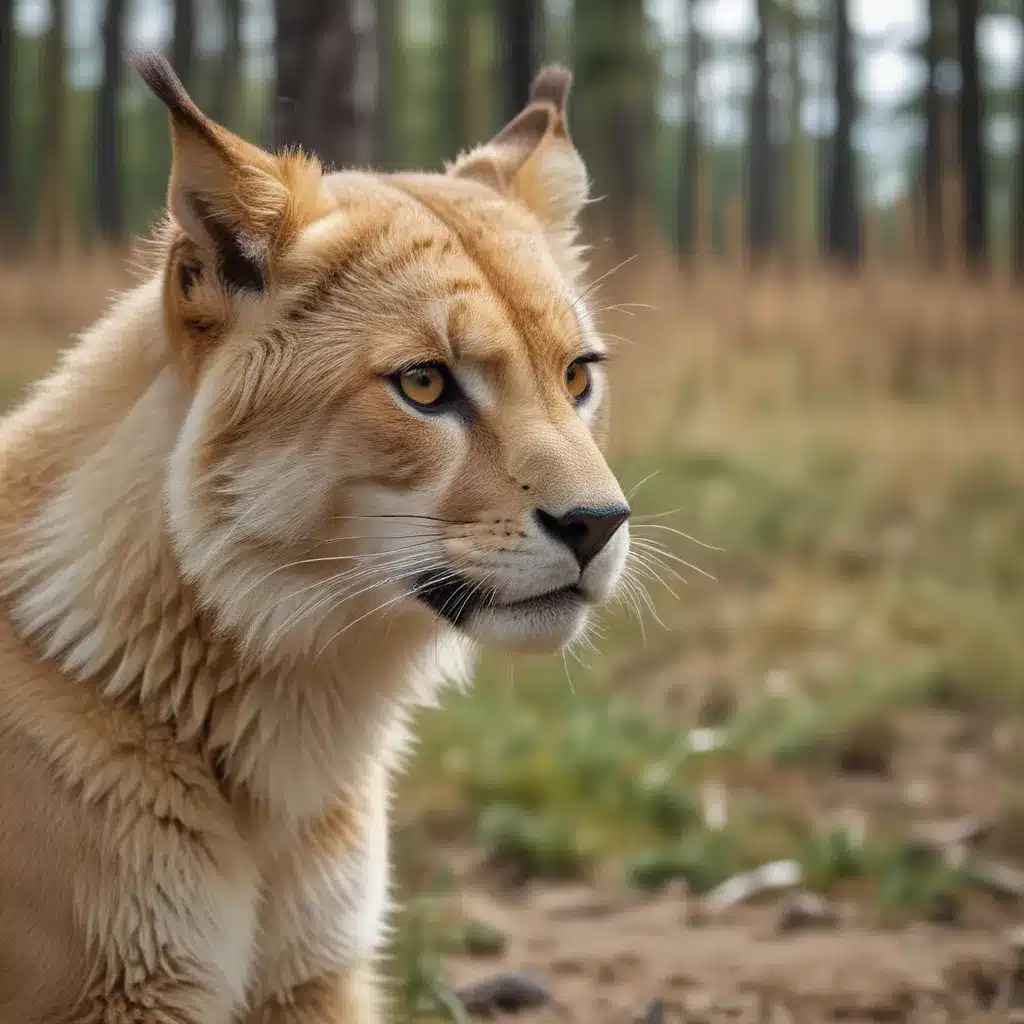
<box><xmin>447</xmin><ymin>880</ymin><xmax>1021</xmax><ymax>1022</ymax></box>
<box><xmin>430</xmin><ymin>698</ymin><xmax>1024</xmax><ymax>1023</ymax></box>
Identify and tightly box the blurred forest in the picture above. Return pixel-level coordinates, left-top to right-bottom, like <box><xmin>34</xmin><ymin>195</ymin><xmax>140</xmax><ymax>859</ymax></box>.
<box><xmin>0</xmin><ymin>0</ymin><xmax>1022</xmax><ymax>277</ymax></box>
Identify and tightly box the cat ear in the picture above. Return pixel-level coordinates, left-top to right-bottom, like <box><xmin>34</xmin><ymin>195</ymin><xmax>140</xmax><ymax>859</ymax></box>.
<box><xmin>449</xmin><ymin>67</ymin><xmax>589</xmax><ymax>278</ymax></box>
<box><xmin>132</xmin><ymin>51</ymin><xmax>323</xmax><ymax>293</ymax></box>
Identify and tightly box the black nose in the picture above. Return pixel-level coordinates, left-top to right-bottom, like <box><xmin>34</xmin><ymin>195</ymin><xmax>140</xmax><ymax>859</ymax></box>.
<box><xmin>535</xmin><ymin>505</ymin><xmax>630</xmax><ymax>569</ymax></box>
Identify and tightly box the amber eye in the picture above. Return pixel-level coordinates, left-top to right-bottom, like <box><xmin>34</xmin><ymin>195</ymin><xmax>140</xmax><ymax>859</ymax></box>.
<box><xmin>396</xmin><ymin>365</ymin><xmax>448</xmax><ymax>408</ymax></box>
<box><xmin>565</xmin><ymin>359</ymin><xmax>593</xmax><ymax>402</ymax></box>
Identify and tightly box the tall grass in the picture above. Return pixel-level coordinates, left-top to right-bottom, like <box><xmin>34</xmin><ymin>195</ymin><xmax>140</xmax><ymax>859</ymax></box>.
<box><xmin>4</xmin><ymin>247</ymin><xmax>1021</xmax><ymax>414</ymax></box>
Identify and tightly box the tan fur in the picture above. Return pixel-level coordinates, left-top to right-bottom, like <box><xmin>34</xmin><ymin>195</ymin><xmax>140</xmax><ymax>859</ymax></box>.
<box><xmin>0</xmin><ymin>55</ymin><xmax>627</xmax><ymax>1021</ymax></box>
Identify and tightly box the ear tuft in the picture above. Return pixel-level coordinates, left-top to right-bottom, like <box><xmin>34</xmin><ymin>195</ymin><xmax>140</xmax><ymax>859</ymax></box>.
<box><xmin>528</xmin><ymin>66</ymin><xmax>573</xmax><ymax>116</ymax></box>
<box><xmin>129</xmin><ymin>51</ymin><xmax>218</xmax><ymax>147</ymax></box>
<box><xmin>448</xmin><ymin>64</ymin><xmax>588</xmax><ymax>282</ymax></box>
<box><xmin>131</xmin><ymin>49</ymin><xmax>324</xmax><ymax>298</ymax></box>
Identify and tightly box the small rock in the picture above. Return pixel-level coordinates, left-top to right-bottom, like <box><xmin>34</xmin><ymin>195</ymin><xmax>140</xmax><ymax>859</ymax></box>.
<box><xmin>904</xmin><ymin>778</ymin><xmax>934</xmax><ymax>809</ymax></box>
<box><xmin>927</xmin><ymin>887</ymin><xmax>963</xmax><ymax>926</ymax></box>
<box><xmin>705</xmin><ymin>859</ymin><xmax>803</xmax><ymax>914</ymax></box>
<box><xmin>688</xmin><ymin>727</ymin><xmax>726</xmax><ymax>754</ymax></box>
<box><xmin>909</xmin><ymin>814</ymin><xmax>993</xmax><ymax>852</ymax></box>
<box><xmin>775</xmin><ymin>891</ymin><xmax>838</xmax><ymax>933</ymax></box>
<box><xmin>764</xmin><ymin>669</ymin><xmax>794</xmax><ymax>697</ymax></box>
<box><xmin>456</xmin><ymin>971</ymin><xmax>552</xmax><ymax>1017</ymax></box>
<box><xmin>636</xmin><ymin>1000</ymin><xmax>665</xmax><ymax>1024</ymax></box>
<box><xmin>968</xmin><ymin>857</ymin><xmax>1024</xmax><ymax>900</ymax></box>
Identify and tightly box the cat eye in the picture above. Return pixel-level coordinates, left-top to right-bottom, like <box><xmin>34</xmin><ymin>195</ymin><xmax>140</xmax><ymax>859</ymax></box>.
<box><xmin>566</xmin><ymin>358</ymin><xmax>594</xmax><ymax>402</ymax></box>
<box><xmin>393</xmin><ymin>364</ymin><xmax>454</xmax><ymax>410</ymax></box>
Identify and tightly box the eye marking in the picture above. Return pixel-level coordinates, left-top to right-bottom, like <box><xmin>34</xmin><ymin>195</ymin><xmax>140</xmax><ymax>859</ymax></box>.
<box><xmin>389</xmin><ymin>362</ymin><xmax>461</xmax><ymax>413</ymax></box>
<box><xmin>566</xmin><ymin>353</ymin><xmax>606</xmax><ymax>404</ymax></box>
<box><xmin>178</xmin><ymin>259</ymin><xmax>202</xmax><ymax>297</ymax></box>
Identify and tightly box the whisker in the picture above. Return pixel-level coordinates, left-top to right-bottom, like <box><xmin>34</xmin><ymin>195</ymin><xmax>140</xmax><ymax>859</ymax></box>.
<box><xmin>630</xmin><ymin>546</ymin><xmax>688</xmax><ymax>586</ymax></box>
<box><xmin>561</xmin><ymin>650</ymin><xmax>576</xmax><ymax>695</ymax></box>
<box><xmin>623</xmin><ymin>572</ymin><xmax>666</xmax><ymax>630</ymax></box>
<box><xmin>615</xmin><ymin>575</ymin><xmax>648</xmax><ymax>645</ymax></box>
<box><xmin>330</xmin><ymin>513</ymin><xmax>467</xmax><ymax>526</ymax></box>
<box><xmin>626</xmin><ymin>469</ymin><xmax>661</xmax><ymax>502</ymax></box>
<box><xmin>269</xmin><ymin>554</ymin><xmax>443</xmax><ymax>645</ymax></box>
<box><xmin>628</xmin><ymin>550</ymin><xmax>683</xmax><ymax>597</ymax></box>
<box><xmin>572</xmin><ymin>253</ymin><xmax>639</xmax><ymax>311</ymax></box>
<box><xmin>630</xmin><ymin>506</ymin><xmax>685</xmax><ymax>522</ymax></box>
<box><xmin>301</xmin><ymin>564</ymin><xmax>449</xmax><ymax>653</ymax></box>
<box><xmin>241</xmin><ymin>541</ymin><xmax>440</xmax><ymax>601</ymax></box>
<box><xmin>595</xmin><ymin>330</ymin><xmax>634</xmax><ymax>347</ymax></box>
<box><xmin>593</xmin><ymin>301</ymin><xmax>655</xmax><ymax>315</ymax></box>
<box><xmin>631</xmin><ymin>522</ymin><xmax>725</xmax><ymax>551</ymax></box>
<box><xmin>631</xmin><ymin>538</ymin><xmax>717</xmax><ymax>581</ymax></box>
<box><xmin>267</xmin><ymin>548</ymin><xmax>440</xmax><ymax>617</ymax></box>
<box><xmin>312</xmin><ymin>530</ymin><xmax>441</xmax><ymax>547</ymax></box>
<box><xmin>313</xmin><ymin>565</ymin><xmax>468</xmax><ymax>659</ymax></box>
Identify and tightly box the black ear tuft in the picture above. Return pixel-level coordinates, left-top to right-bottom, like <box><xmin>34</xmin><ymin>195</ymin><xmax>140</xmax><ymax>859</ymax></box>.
<box><xmin>529</xmin><ymin>66</ymin><xmax>573</xmax><ymax>115</ymax></box>
<box><xmin>129</xmin><ymin>50</ymin><xmax>219</xmax><ymax>147</ymax></box>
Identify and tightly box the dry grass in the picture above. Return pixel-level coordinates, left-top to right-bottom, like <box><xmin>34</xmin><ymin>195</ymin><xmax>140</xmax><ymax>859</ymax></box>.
<box><xmin>3</xmin><ymin>246</ymin><xmax>1021</xmax><ymax>415</ymax></box>
<box><xmin>2</xmin><ymin>250</ymin><xmax>1024</xmax><ymax>1018</ymax></box>
<box><xmin>601</xmin><ymin>256</ymin><xmax>1024</xmax><ymax>461</ymax></box>
<box><xmin>0</xmin><ymin>252</ymin><xmax>133</xmax><ymax>408</ymax></box>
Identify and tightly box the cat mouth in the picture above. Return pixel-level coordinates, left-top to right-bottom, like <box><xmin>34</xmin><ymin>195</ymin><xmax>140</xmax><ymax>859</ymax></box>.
<box><xmin>412</xmin><ymin>571</ymin><xmax>585</xmax><ymax>627</ymax></box>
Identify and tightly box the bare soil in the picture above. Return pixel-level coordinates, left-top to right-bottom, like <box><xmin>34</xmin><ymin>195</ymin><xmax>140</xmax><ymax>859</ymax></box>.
<box><xmin>435</xmin><ymin>700</ymin><xmax>1024</xmax><ymax>1023</ymax></box>
<box><xmin>447</xmin><ymin>881</ymin><xmax>1020</xmax><ymax>1022</ymax></box>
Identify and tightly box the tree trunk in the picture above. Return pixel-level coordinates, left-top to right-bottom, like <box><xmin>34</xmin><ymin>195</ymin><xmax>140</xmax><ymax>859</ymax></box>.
<box><xmin>920</xmin><ymin>0</ymin><xmax>943</xmax><ymax>269</ymax></box>
<box><xmin>746</xmin><ymin>0</ymin><xmax>774</xmax><ymax>265</ymax></box>
<box><xmin>0</xmin><ymin>0</ymin><xmax>14</xmax><ymax>250</ymax></box>
<box><xmin>375</xmin><ymin>0</ymin><xmax>395</xmax><ymax>166</ymax></box>
<box><xmin>274</xmin><ymin>0</ymin><xmax>378</xmax><ymax>169</ymax></box>
<box><xmin>784</xmin><ymin>0</ymin><xmax>806</xmax><ymax>268</ymax></box>
<box><xmin>211</xmin><ymin>0</ymin><xmax>242</xmax><ymax>128</ymax></box>
<box><xmin>824</xmin><ymin>0</ymin><xmax>860</xmax><ymax>268</ymax></box>
<box><xmin>572</xmin><ymin>0</ymin><xmax>652</xmax><ymax>258</ymax></box>
<box><xmin>96</xmin><ymin>0</ymin><xmax>126</xmax><ymax>243</ymax></box>
<box><xmin>501</xmin><ymin>0</ymin><xmax>537</xmax><ymax>123</ymax></box>
<box><xmin>1014</xmin><ymin>9</ymin><xmax>1024</xmax><ymax>285</ymax></box>
<box><xmin>677</xmin><ymin>0</ymin><xmax>700</xmax><ymax>266</ymax></box>
<box><xmin>172</xmin><ymin>0</ymin><xmax>196</xmax><ymax>93</ymax></box>
<box><xmin>957</xmin><ymin>0</ymin><xmax>987</xmax><ymax>276</ymax></box>
<box><xmin>38</xmin><ymin>0</ymin><xmax>70</xmax><ymax>256</ymax></box>
<box><xmin>442</xmin><ymin>0</ymin><xmax>473</xmax><ymax>158</ymax></box>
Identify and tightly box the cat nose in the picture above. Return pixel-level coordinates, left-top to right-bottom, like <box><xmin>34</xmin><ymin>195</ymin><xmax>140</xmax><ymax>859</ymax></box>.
<box><xmin>534</xmin><ymin>505</ymin><xmax>630</xmax><ymax>568</ymax></box>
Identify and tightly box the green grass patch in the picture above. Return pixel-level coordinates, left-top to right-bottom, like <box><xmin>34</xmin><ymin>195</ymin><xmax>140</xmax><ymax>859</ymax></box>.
<box><xmin>400</xmin><ymin>435</ymin><xmax>1024</xmax><ymax>927</ymax></box>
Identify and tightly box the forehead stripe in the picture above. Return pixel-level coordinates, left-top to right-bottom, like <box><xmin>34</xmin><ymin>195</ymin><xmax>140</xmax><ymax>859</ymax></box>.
<box><xmin>386</xmin><ymin>180</ymin><xmax>579</xmax><ymax>367</ymax></box>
